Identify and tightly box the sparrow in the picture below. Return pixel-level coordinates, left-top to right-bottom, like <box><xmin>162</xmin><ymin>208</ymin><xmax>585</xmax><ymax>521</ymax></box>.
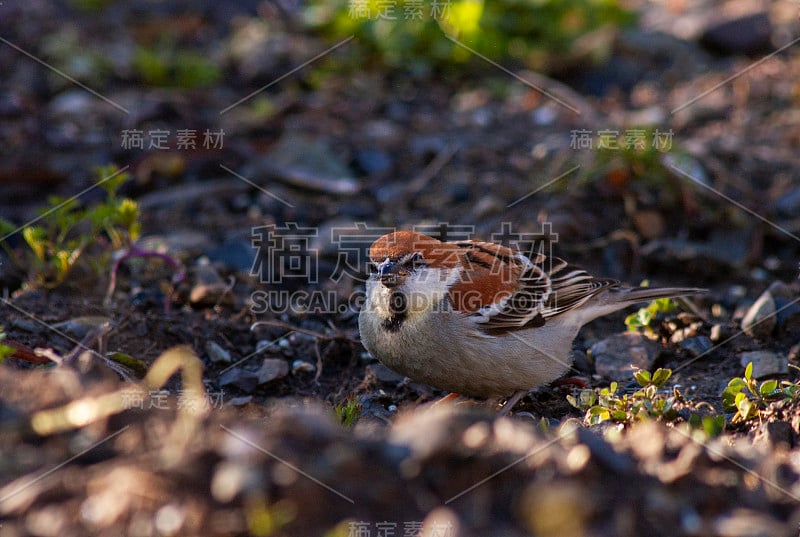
<box><xmin>358</xmin><ymin>230</ymin><xmax>704</xmax><ymax>410</ymax></box>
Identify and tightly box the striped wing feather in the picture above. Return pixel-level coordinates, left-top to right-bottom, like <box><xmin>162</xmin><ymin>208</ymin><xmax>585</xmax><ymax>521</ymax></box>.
<box><xmin>471</xmin><ymin>254</ymin><xmax>621</xmax><ymax>334</ymax></box>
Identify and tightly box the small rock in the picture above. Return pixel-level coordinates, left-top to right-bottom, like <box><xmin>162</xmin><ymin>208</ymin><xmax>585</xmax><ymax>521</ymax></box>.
<box><xmin>219</xmin><ymin>368</ymin><xmax>260</xmax><ymax>392</ymax></box>
<box><xmin>766</xmin><ymin>281</ymin><xmax>793</xmax><ymax>299</ymax></box>
<box><xmin>409</xmin><ymin>135</ymin><xmax>446</xmax><ymax>159</ymax></box>
<box><xmin>754</xmin><ymin>421</ymin><xmax>794</xmax><ymax>449</ymax></box>
<box><xmin>205</xmin><ymin>341</ymin><xmax>231</xmax><ymax>363</ymax></box>
<box><xmin>590</xmin><ymin>333</ymin><xmax>663</xmax><ymax>379</ymax></box>
<box><xmin>354</xmin><ymin>148</ymin><xmax>393</xmax><ymax>176</ymax></box>
<box><xmin>249</xmin><ymin>133</ymin><xmax>359</xmax><ymax>195</ymax></box>
<box><xmin>531</xmin><ymin>105</ymin><xmax>558</xmax><ymax>125</ymax></box>
<box><xmin>48</xmin><ymin>89</ymin><xmax>95</xmax><ymax>117</ymax></box>
<box><xmin>473</xmin><ymin>195</ymin><xmax>505</xmax><ymax>218</ymax></box>
<box><xmin>571</xmin><ymin>349</ymin><xmax>592</xmax><ymax>375</ymax></box>
<box><xmin>356</xmin><ymin>393</ymin><xmax>395</xmax><ymax>423</ymax></box>
<box><xmin>366</xmin><ymin>363</ymin><xmax>406</xmax><ymax>384</ymax></box>
<box><xmin>789</xmin><ymin>343</ymin><xmax>800</xmax><ymax>363</ymax></box>
<box><xmin>257</xmin><ymin>358</ymin><xmax>289</xmax><ymax>384</ymax></box>
<box><xmin>678</xmin><ymin>336</ymin><xmax>713</xmax><ymax>358</ymax></box>
<box><xmin>738</xmin><ymin>350</ymin><xmax>787</xmax><ymax>378</ymax></box>
<box><xmin>137</xmin><ymin>232</ymin><xmax>210</xmax><ymax>260</ymax></box>
<box><xmin>207</xmin><ymin>240</ymin><xmax>255</xmax><ymax>273</ymax></box>
<box><xmin>10</xmin><ymin>318</ymin><xmax>45</xmax><ymax>333</ymax></box>
<box><xmin>670</xmin><ymin>321</ymin><xmax>702</xmax><ymax>343</ymax></box>
<box><xmin>624</xmin><ymin>106</ymin><xmax>666</xmax><ymax>126</ymax></box>
<box><xmin>363</xmin><ymin>119</ymin><xmax>401</xmax><ymax>142</ymax></box>
<box><xmin>701</xmin><ymin>12</ymin><xmax>772</xmax><ymax>56</ymax></box>
<box><xmin>776</xmin><ymin>299</ymin><xmax>800</xmax><ymax>331</ymax></box>
<box><xmin>633</xmin><ymin>210</ymin><xmax>665</xmax><ymax>240</ymax></box>
<box><xmin>256</xmin><ymin>339</ymin><xmax>280</xmax><ymax>354</ymax></box>
<box><xmin>53</xmin><ymin>316</ymin><xmax>112</xmax><ymax>339</ymax></box>
<box><xmin>0</xmin><ymin>91</ymin><xmax>23</xmax><ymax>118</ymax></box>
<box><xmin>709</xmin><ymin>323</ymin><xmax>732</xmax><ymax>342</ymax></box>
<box><xmin>446</xmin><ymin>182</ymin><xmax>471</xmax><ymax>203</ymax></box>
<box><xmin>640</xmin><ymin>237</ymin><xmax>743</xmax><ymax>278</ymax></box>
<box><xmin>291</xmin><ymin>360</ymin><xmax>316</xmax><ymax>374</ymax></box>
<box><xmin>776</xmin><ymin>188</ymin><xmax>800</xmax><ymax>217</ymax></box>
<box><xmin>741</xmin><ymin>290</ymin><xmax>776</xmax><ymax>339</ymax></box>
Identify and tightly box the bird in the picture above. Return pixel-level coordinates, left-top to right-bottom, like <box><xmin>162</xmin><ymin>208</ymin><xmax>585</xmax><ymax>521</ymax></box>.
<box><xmin>358</xmin><ymin>230</ymin><xmax>705</xmax><ymax>412</ymax></box>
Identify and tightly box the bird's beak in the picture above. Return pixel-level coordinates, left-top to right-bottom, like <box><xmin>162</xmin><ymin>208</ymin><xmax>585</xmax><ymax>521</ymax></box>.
<box><xmin>378</xmin><ymin>260</ymin><xmax>404</xmax><ymax>288</ymax></box>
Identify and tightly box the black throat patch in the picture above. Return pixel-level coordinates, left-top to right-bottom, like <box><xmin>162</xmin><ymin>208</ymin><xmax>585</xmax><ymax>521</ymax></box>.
<box><xmin>381</xmin><ymin>291</ymin><xmax>408</xmax><ymax>332</ymax></box>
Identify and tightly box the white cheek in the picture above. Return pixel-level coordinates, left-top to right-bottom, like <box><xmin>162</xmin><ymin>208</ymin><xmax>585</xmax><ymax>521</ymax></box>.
<box><xmin>366</xmin><ymin>279</ymin><xmax>392</xmax><ymax>318</ymax></box>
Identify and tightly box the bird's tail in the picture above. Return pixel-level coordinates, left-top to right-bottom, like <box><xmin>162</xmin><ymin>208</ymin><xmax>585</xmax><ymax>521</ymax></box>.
<box><xmin>581</xmin><ymin>286</ymin><xmax>706</xmax><ymax>323</ymax></box>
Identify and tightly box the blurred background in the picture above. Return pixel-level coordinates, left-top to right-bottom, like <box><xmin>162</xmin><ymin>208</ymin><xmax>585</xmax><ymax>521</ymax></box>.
<box><xmin>1</xmin><ymin>0</ymin><xmax>798</xmax><ymax>293</ymax></box>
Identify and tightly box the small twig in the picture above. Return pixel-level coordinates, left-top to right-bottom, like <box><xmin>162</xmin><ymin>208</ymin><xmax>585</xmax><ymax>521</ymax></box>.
<box><xmin>62</xmin><ymin>321</ymin><xmax>114</xmax><ymax>365</ymax></box>
<box><xmin>105</xmin><ymin>244</ymin><xmax>186</xmax><ymax>311</ymax></box>
<box><xmin>33</xmin><ymin>347</ymin><xmax>62</xmax><ymax>366</ymax></box>
<box><xmin>213</xmin><ymin>275</ymin><xmax>237</xmax><ymax>311</ymax></box>
<box><xmin>251</xmin><ymin>320</ymin><xmax>357</xmax><ymax>342</ymax></box>
<box><xmin>314</xmin><ymin>339</ymin><xmax>324</xmax><ymax>384</ymax></box>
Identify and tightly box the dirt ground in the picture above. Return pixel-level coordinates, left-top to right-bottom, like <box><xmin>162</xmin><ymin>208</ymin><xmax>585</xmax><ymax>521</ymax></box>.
<box><xmin>1</xmin><ymin>1</ymin><xmax>800</xmax><ymax>536</ymax></box>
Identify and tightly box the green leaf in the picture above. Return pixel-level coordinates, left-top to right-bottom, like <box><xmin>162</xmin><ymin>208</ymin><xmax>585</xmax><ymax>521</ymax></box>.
<box><xmin>652</xmin><ymin>297</ymin><xmax>677</xmax><ymax>314</ymax></box>
<box><xmin>611</xmin><ymin>410</ymin><xmax>629</xmax><ymax>422</ymax></box>
<box><xmin>651</xmin><ymin>368</ymin><xmax>672</xmax><ymax>388</ymax></box>
<box><xmin>0</xmin><ymin>218</ymin><xmax>17</xmax><ymax>237</ymax></box>
<box><xmin>625</xmin><ymin>311</ymin><xmax>643</xmax><ymax>331</ymax></box>
<box><xmin>587</xmin><ymin>406</ymin><xmax>611</xmax><ymax>424</ymax></box>
<box><xmin>759</xmin><ymin>379</ymin><xmax>778</xmax><ymax>397</ymax></box>
<box><xmin>107</xmin><ymin>352</ymin><xmax>148</xmax><ymax>378</ymax></box>
<box><xmin>22</xmin><ymin>226</ymin><xmax>48</xmax><ymax>261</ymax></box>
<box><xmin>744</xmin><ymin>362</ymin><xmax>753</xmax><ymax>381</ymax></box>
<box><xmin>726</xmin><ymin>377</ymin><xmax>746</xmax><ymax>389</ymax></box>
<box><xmin>633</xmin><ymin>369</ymin><xmax>651</xmax><ymax>386</ymax></box>
<box><xmin>566</xmin><ymin>394</ymin><xmax>579</xmax><ymax>409</ymax></box>
<box><xmin>702</xmin><ymin>415</ymin><xmax>724</xmax><ymax>437</ymax></box>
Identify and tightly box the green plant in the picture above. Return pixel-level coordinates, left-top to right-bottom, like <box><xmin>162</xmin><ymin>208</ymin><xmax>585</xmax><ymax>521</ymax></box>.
<box><xmin>134</xmin><ymin>44</ymin><xmax>220</xmax><ymax>88</ymax></box>
<box><xmin>721</xmin><ymin>362</ymin><xmax>799</xmax><ymax>424</ymax></box>
<box><xmin>335</xmin><ymin>397</ymin><xmax>362</xmax><ymax>427</ymax></box>
<box><xmin>568</xmin><ymin>368</ymin><xmax>680</xmax><ymax>425</ymax></box>
<box><xmin>0</xmin><ymin>328</ymin><xmax>14</xmax><ymax>363</ymax></box>
<box><xmin>687</xmin><ymin>413</ymin><xmax>725</xmax><ymax>438</ymax></box>
<box><xmin>305</xmin><ymin>0</ymin><xmax>634</xmax><ymax>75</ymax></box>
<box><xmin>68</xmin><ymin>0</ymin><xmax>115</xmax><ymax>11</ymax></box>
<box><xmin>0</xmin><ymin>165</ymin><xmax>140</xmax><ymax>289</ymax></box>
<box><xmin>583</xmin><ymin>128</ymin><xmax>702</xmax><ymax>213</ymax></box>
<box><xmin>625</xmin><ymin>296</ymin><xmax>678</xmax><ymax>335</ymax></box>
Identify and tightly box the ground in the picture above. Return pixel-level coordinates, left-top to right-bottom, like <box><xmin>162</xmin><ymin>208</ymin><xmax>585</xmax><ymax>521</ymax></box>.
<box><xmin>1</xmin><ymin>1</ymin><xmax>800</xmax><ymax>536</ymax></box>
